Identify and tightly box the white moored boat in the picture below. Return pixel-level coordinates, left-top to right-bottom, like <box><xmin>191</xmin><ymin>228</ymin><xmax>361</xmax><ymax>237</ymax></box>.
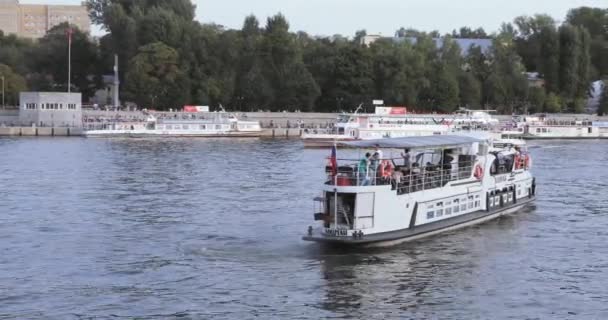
<box><xmin>84</xmin><ymin>112</ymin><xmax>262</xmax><ymax>138</ymax></box>
<box><xmin>303</xmin><ymin>135</ymin><xmax>536</xmax><ymax>247</ymax></box>
<box><xmin>302</xmin><ymin>107</ymin><xmax>499</xmax><ymax>148</ymax></box>
<box><xmin>500</xmin><ymin>115</ymin><xmax>608</xmax><ymax>139</ymax></box>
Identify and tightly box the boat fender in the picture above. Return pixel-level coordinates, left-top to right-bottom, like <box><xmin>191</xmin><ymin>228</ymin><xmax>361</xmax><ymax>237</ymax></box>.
<box><xmin>474</xmin><ymin>164</ymin><xmax>484</xmax><ymax>180</ymax></box>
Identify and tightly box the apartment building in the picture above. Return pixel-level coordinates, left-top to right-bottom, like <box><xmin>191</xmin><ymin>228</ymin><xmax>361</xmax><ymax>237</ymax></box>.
<box><xmin>0</xmin><ymin>0</ymin><xmax>90</xmax><ymax>38</ymax></box>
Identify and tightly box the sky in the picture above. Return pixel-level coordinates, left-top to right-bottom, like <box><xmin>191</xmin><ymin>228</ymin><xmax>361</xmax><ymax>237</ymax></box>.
<box><xmin>24</xmin><ymin>0</ymin><xmax>608</xmax><ymax>37</ymax></box>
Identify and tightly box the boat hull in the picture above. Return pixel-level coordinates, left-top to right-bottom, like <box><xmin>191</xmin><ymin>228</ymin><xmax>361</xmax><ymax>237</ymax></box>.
<box><xmin>302</xmin><ymin>196</ymin><xmax>535</xmax><ymax>247</ymax></box>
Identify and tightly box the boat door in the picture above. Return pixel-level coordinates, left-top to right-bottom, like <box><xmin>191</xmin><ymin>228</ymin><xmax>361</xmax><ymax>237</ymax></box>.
<box><xmin>355</xmin><ymin>192</ymin><xmax>375</xmax><ymax>229</ymax></box>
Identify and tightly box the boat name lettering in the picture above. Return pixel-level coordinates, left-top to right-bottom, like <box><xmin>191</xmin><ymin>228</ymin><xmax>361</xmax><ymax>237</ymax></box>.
<box><xmin>324</xmin><ymin>228</ymin><xmax>348</xmax><ymax>236</ymax></box>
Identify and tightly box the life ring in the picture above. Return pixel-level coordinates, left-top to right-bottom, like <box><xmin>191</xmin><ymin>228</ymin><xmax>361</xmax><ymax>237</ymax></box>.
<box><xmin>379</xmin><ymin>160</ymin><xmax>393</xmax><ymax>178</ymax></box>
<box><xmin>514</xmin><ymin>154</ymin><xmax>521</xmax><ymax>170</ymax></box>
<box><xmin>474</xmin><ymin>164</ymin><xmax>484</xmax><ymax>180</ymax></box>
<box><xmin>524</xmin><ymin>154</ymin><xmax>531</xmax><ymax>169</ymax></box>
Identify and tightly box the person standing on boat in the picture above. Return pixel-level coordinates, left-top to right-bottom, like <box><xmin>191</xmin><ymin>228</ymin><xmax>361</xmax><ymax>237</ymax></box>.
<box><xmin>374</xmin><ymin>144</ymin><xmax>383</xmax><ymax>160</ymax></box>
<box><xmin>358</xmin><ymin>153</ymin><xmax>372</xmax><ymax>186</ymax></box>
<box><xmin>401</xmin><ymin>148</ymin><xmax>411</xmax><ymax>168</ymax></box>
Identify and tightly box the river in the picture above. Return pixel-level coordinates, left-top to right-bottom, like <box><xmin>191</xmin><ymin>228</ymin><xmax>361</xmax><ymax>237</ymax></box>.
<box><xmin>0</xmin><ymin>137</ymin><xmax>607</xmax><ymax>319</ymax></box>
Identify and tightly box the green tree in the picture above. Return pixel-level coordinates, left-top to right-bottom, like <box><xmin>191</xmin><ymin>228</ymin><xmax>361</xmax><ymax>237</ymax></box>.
<box><xmin>31</xmin><ymin>23</ymin><xmax>101</xmax><ymax>98</ymax></box>
<box><xmin>527</xmin><ymin>87</ymin><xmax>546</xmax><ymax>113</ymax></box>
<box><xmin>598</xmin><ymin>81</ymin><xmax>608</xmax><ymax>116</ymax></box>
<box><xmin>538</xmin><ymin>26</ymin><xmax>560</xmax><ymax>93</ymax></box>
<box><xmin>0</xmin><ymin>64</ymin><xmax>27</xmax><ymax>106</ymax></box>
<box><xmin>544</xmin><ymin>92</ymin><xmax>562</xmax><ymax>112</ymax></box>
<box><xmin>458</xmin><ymin>71</ymin><xmax>482</xmax><ymax>108</ymax></box>
<box><xmin>566</xmin><ymin>7</ymin><xmax>608</xmax><ymax>77</ymax></box>
<box><xmin>260</xmin><ymin>14</ymin><xmax>319</xmax><ymax>111</ymax></box>
<box><xmin>123</xmin><ymin>42</ymin><xmax>188</xmax><ymax>109</ymax></box>
<box><xmin>558</xmin><ymin>24</ymin><xmax>581</xmax><ymax>100</ymax></box>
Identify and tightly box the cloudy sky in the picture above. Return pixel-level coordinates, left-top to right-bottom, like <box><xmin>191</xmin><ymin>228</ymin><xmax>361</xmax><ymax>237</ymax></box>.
<box><xmin>26</xmin><ymin>0</ymin><xmax>607</xmax><ymax>36</ymax></box>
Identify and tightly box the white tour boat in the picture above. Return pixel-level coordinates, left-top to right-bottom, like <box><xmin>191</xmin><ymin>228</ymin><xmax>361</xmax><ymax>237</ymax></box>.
<box><xmin>302</xmin><ymin>107</ymin><xmax>500</xmax><ymax>148</ymax></box>
<box><xmin>302</xmin><ymin>135</ymin><xmax>536</xmax><ymax>247</ymax></box>
<box><xmin>84</xmin><ymin>112</ymin><xmax>262</xmax><ymax>138</ymax></box>
<box><xmin>501</xmin><ymin>115</ymin><xmax>608</xmax><ymax>139</ymax></box>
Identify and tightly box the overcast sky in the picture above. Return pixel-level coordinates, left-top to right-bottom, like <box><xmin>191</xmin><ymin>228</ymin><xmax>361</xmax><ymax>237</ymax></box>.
<box><xmin>25</xmin><ymin>0</ymin><xmax>607</xmax><ymax>36</ymax></box>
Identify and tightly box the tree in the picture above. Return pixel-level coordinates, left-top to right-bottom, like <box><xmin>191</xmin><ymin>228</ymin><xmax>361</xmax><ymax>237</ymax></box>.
<box><xmin>527</xmin><ymin>87</ymin><xmax>546</xmax><ymax>113</ymax></box>
<box><xmin>32</xmin><ymin>23</ymin><xmax>101</xmax><ymax>98</ymax></box>
<box><xmin>123</xmin><ymin>42</ymin><xmax>188</xmax><ymax>109</ymax></box>
<box><xmin>458</xmin><ymin>71</ymin><xmax>481</xmax><ymax>108</ymax></box>
<box><xmin>260</xmin><ymin>14</ymin><xmax>319</xmax><ymax>111</ymax></box>
<box><xmin>598</xmin><ymin>81</ymin><xmax>608</xmax><ymax>116</ymax></box>
<box><xmin>544</xmin><ymin>92</ymin><xmax>562</xmax><ymax>112</ymax></box>
<box><xmin>538</xmin><ymin>26</ymin><xmax>560</xmax><ymax>92</ymax></box>
<box><xmin>558</xmin><ymin>24</ymin><xmax>581</xmax><ymax>100</ymax></box>
<box><xmin>0</xmin><ymin>64</ymin><xmax>27</xmax><ymax>106</ymax></box>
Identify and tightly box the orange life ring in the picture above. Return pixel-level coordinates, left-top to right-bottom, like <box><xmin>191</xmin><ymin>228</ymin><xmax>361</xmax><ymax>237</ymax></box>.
<box><xmin>514</xmin><ymin>154</ymin><xmax>521</xmax><ymax>170</ymax></box>
<box><xmin>474</xmin><ymin>164</ymin><xmax>484</xmax><ymax>180</ymax></box>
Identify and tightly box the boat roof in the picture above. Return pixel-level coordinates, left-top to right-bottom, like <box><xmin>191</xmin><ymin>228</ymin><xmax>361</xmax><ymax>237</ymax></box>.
<box><xmin>339</xmin><ymin>135</ymin><xmax>486</xmax><ymax>149</ymax></box>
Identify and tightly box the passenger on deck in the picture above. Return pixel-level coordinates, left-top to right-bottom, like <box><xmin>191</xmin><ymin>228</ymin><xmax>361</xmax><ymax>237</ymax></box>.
<box><xmin>358</xmin><ymin>153</ymin><xmax>372</xmax><ymax>186</ymax></box>
<box><xmin>374</xmin><ymin>144</ymin><xmax>383</xmax><ymax>160</ymax></box>
<box><xmin>370</xmin><ymin>152</ymin><xmax>380</xmax><ymax>184</ymax></box>
<box><xmin>401</xmin><ymin>148</ymin><xmax>411</xmax><ymax>168</ymax></box>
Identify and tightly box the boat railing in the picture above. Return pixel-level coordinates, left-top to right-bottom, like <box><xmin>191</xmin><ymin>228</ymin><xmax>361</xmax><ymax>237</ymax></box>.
<box><xmin>325</xmin><ymin>159</ymin><xmax>476</xmax><ymax>194</ymax></box>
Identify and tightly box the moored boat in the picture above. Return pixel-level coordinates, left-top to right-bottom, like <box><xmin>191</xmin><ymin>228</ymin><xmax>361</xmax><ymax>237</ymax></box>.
<box><xmin>301</xmin><ymin>107</ymin><xmax>499</xmax><ymax>148</ymax></box>
<box><xmin>84</xmin><ymin>112</ymin><xmax>262</xmax><ymax>138</ymax></box>
<box><xmin>302</xmin><ymin>135</ymin><xmax>536</xmax><ymax>247</ymax></box>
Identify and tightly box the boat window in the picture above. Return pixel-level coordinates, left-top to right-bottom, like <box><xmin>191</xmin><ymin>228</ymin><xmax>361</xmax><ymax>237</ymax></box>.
<box><xmin>436</xmin><ymin>209</ymin><xmax>444</xmax><ymax>217</ymax></box>
<box><xmin>445</xmin><ymin>207</ymin><xmax>452</xmax><ymax>215</ymax></box>
<box><xmin>427</xmin><ymin>211</ymin><xmax>434</xmax><ymax>219</ymax></box>
<box><xmin>166</xmin><ymin>125</ymin><xmax>172</xmax><ymax>130</ymax></box>
<box><xmin>182</xmin><ymin>125</ymin><xmax>188</xmax><ymax>130</ymax></box>
<box><xmin>216</xmin><ymin>125</ymin><xmax>221</xmax><ymax>130</ymax></box>
<box><xmin>200</xmin><ymin>125</ymin><xmax>206</xmax><ymax>130</ymax></box>
<box><xmin>461</xmin><ymin>204</ymin><xmax>467</xmax><ymax>211</ymax></box>
<box><xmin>453</xmin><ymin>205</ymin><xmax>460</xmax><ymax>213</ymax></box>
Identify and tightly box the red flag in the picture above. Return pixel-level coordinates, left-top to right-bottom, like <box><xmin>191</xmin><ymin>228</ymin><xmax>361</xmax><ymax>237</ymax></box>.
<box><xmin>330</xmin><ymin>143</ymin><xmax>338</xmax><ymax>176</ymax></box>
<box><xmin>65</xmin><ymin>27</ymin><xmax>73</xmax><ymax>44</ymax></box>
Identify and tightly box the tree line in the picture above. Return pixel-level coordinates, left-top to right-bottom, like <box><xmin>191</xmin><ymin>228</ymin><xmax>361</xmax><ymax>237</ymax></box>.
<box><xmin>0</xmin><ymin>1</ymin><xmax>606</xmax><ymax>114</ymax></box>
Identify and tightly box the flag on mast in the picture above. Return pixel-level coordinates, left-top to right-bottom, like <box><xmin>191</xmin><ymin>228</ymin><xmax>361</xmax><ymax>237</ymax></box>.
<box><xmin>330</xmin><ymin>142</ymin><xmax>338</xmax><ymax>177</ymax></box>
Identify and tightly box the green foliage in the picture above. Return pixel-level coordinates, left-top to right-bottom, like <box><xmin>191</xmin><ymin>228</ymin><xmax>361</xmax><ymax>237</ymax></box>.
<box><xmin>123</xmin><ymin>42</ymin><xmax>188</xmax><ymax>108</ymax></box>
<box><xmin>527</xmin><ymin>87</ymin><xmax>546</xmax><ymax>113</ymax></box>
<box><xmin>558</xmin><ymin>24</ymin><xmax>581</xmax><ymax>99</ymax></box>
<box><xmin>598</xmin><ymin>81</ymin><xmax>608</xmax><ymax>116</ymax></box>
<box><xmin>0</xmin><ymin>64</ymin><xmax>27</xmax><ymax>106</ymax></box>
<box><xmin>32</xmin><ymin>23</ymin><xmax>101</xmax><ymax>98</ymax></box>
<box><xmin>544</xmin><ymin>92</ymin><xmax>562</xmax><ymax>113</ymax></box>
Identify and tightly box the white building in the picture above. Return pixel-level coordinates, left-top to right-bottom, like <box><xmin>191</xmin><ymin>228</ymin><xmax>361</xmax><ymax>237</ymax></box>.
<box><xmin>19</xmin><ymin>92</ymin><xmax>82</xmax><ymax>127</ymax></box>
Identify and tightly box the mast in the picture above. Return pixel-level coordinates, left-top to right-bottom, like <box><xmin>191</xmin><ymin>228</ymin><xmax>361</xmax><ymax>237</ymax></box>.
<box><xmin>113</xmin><ymin>54</ymin><xmax>120</xmax><ymax>108</ymax></box>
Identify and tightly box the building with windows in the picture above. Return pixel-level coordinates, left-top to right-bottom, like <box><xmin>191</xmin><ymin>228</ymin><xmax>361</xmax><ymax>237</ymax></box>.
<box><xmin>0</xmin><ymin>0</ymin><xmax>89</xmax><ymax>38</ymax></box>
<box><xmin>19</xmin><ymin>92</ymin><xmax>82</xmax><ymax>127</ymax></box>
